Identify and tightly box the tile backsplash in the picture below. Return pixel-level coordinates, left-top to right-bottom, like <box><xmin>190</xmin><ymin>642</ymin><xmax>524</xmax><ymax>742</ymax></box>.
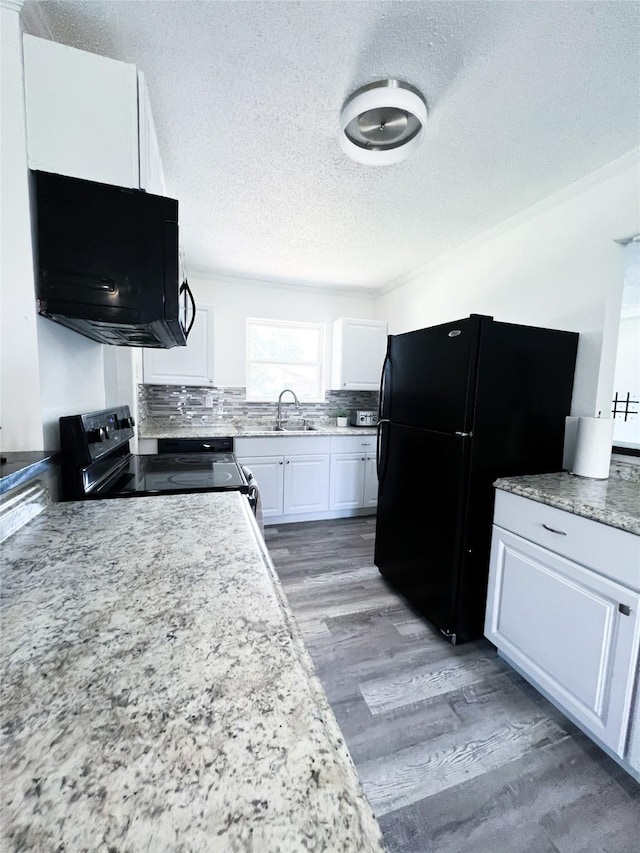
<box><xmin>139</xmin><ymin>385</ymin><xmax>379</xmax><ymax>427</ymax></box>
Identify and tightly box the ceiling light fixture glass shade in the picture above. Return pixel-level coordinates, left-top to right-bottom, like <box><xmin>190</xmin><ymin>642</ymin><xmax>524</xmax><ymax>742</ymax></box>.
<box><xmin>340</xmin><ymin>80</ymin><xmax>427</xmax><ymax>166</ymax></box>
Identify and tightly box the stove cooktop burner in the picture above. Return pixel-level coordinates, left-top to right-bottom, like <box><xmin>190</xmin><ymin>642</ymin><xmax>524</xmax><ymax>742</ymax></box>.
<box><xmin>163</xmin><ymin>469</ymin><xmax>235</xmax><ymax>487</ymax></box>
<box><xmin>172</xmin><ymin>453</ymin><xmax>236</xmax><ymax>465</ymax></box>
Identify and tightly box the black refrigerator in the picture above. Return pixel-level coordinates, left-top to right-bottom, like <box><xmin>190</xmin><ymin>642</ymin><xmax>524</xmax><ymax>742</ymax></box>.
<box><xmin>374</xmin><ymin>314</ymin><xmax>578</xmax><ymax>644</ymax></box>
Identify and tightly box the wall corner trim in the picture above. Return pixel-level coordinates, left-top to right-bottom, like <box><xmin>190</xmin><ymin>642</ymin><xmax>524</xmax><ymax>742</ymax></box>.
<box><xmin>377</xmin><ymin>147</ymin><xmax>640</xmax><ymax>299</ymax></box>
<box><xmin>188</xmin><ymin>267</ymin><xmax>378</xmax><ymax>300</ymax></box>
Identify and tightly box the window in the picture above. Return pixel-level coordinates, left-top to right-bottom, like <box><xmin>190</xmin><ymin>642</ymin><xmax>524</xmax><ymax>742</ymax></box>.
<box><xmin>246</xmin><ymin>318</ymin><xmax>325</xmax><ymax>402</ymax></box>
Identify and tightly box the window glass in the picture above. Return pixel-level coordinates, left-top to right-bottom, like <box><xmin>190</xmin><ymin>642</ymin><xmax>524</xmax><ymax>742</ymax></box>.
<box><xmin>246</xmin><ymin>319</ymin><xmax>325</xmax><ymax>401</ymax></box>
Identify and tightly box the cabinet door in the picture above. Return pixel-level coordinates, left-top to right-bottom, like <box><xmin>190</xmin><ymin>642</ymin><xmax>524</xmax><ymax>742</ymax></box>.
<box><xmin>142</xmin><ymin>304</ymin><xmax>214</xmax><ymax>385</ymax></box>
<box><xmin>23</xmin><ymin>35</ymin><xmax>139</xmax><ymax>188</ymax></box>
<box><xmin>332</xmin><ymin>319</ymin><xmax>387</xmax><ymax>390</ymax></box>
<box><xmin>485</xmin><ymin>527</ymin><xmax>640</xmax><ymax>756</ymax></box>
<box><xmin>138</xmin><ymin>71</ymin><xmax>167</xmax><ymax>196</ymax></box>
<box><xmin>236</xmin><ymin>456</ymin><xmax>284</xmax><ymax>518</ymax></box>
<box><xmin>363</xmin><ymin>453</ymin><xmax>379</xmax><ymax>508</ymax></box>
<box><xmin>283</xmin><ymin>454</ymin><xmax>330</xmax><ymax>515</ymax></box>
<box><xmin>330</xmin><ymin>453</ymin><xmax>365</xmax><ymax>510</ymax></box>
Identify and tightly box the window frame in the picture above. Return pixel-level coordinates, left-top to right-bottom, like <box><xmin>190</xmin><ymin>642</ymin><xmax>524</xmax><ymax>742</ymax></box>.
<box><xmin>245</xmin><ymin>317</ymin><xmax>326</xmax><ymax>403</ymax></box>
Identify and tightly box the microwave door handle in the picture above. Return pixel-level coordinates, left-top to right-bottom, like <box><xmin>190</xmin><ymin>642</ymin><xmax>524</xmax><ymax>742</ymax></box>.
<box><xmin>180</xmin><ymin>281</ymin><xmax>197</xmax><ymax>339</ymax></box>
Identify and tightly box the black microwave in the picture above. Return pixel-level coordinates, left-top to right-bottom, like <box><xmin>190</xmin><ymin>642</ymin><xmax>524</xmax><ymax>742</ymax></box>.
<box><xmin>32</xmin><ymin>171</ymin><xmax>195</xmax><ymax>348</ymax></box>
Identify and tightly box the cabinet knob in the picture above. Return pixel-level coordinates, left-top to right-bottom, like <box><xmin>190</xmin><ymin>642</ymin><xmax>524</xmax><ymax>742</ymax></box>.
<box><xmin>286</xmin><ymin>460</ymin><xmax>290</xmax><ymax>464</ymax></box>
<box><xmin>279</xmin><ymin>460</ymin><xmax>283</xmax><ymax>465</ymax></box>
<box><xmin>619</xmin><ymin>603</ymin><xmax>632</xmax><ymax>616</ymax></box>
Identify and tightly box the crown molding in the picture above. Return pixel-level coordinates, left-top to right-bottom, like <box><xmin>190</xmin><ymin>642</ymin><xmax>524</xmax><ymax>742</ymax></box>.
<box><xmin>188</xmin><ymin>267</ymin><xmax>378</xmax><ymax>299</ymax></box>
<box><xmin>377</xmin><ymin>148</ymin><xmax>640</xmax><ymax>298</ymax></box>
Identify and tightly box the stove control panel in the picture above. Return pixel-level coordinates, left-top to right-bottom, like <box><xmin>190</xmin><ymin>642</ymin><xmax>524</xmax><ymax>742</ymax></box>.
<box><xmin>60</xmin><ymin>405</ymin><xmax>136</xmax><ymax>465</ymax></box>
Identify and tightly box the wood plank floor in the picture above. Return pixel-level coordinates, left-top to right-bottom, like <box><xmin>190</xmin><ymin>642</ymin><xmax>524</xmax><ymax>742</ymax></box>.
<box><xmin>265</xmin><ymin>516</ymin><xmax>640</xmax><ymax>853</ymax></box>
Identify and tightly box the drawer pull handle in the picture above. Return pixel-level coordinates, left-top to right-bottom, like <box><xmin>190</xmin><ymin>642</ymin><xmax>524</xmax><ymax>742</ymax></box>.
<box><xmin>619</xmin><ymin>604</ymin><xmax>632</xmax><ymax>616</ymax></box>
<box><xmin>542</xmin><ymin>523</ymin><xmax>567</xmax><ymax>536</ymax></box>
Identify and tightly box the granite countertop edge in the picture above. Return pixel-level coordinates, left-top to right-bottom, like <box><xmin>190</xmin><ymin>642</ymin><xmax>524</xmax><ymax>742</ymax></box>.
<box><xmin>0</xmin><ymin>451</ymin><xmax>59</xmax><ymax>495</ymax></box>
<box><xmin>494</xmin><ymin>474</ymin><xmax>640</xmax><ymax>536</ymax></box>
<box><xmin>139</xmin><ymin>424</ymin><xmax>378</xmax><ymax>439</ymax></box>
<box><xmin>0</xmin><ymin>492</ymin><xmax>387</xmax><ymax>851</ymax></box>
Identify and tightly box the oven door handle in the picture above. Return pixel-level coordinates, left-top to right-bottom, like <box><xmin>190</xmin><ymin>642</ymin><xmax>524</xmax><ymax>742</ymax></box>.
<box><xmin>84</xmin><ymin>454</ymin><xmax>132</xmax><ymax>495</ymax></box>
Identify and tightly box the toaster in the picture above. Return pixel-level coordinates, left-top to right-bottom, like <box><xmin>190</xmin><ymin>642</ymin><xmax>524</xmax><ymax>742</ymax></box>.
<box><xmin>349</xmin><ymin>410</ymin><xmax>377</xmax><ymax>427</ymax></box>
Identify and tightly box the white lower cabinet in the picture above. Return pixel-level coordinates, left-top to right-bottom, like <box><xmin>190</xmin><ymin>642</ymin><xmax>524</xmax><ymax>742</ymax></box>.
<box><xmin>238</xmin><ymin>456</ymin><xmax>284</xmax><ymax>518</ymax></box>
<box><xmin>330</xmin><ymin>454</ymin><xmax>366</xmax><ymax>509</ymax></box>
<box><xmin>283</xmin><ymin>455</ymin><xmax>330</xmax><ymax>515</ymax></box>
<box><xmin>363</xmin><ymin>454</ymin><xmax>379</xmax><ymax>508</ymax></box>
<box><xmin>238</xmin><ymin>454</ymin><xmax>329</xmax><ymax>518</ymax></box>
<box><xmin>236</xmin><ymin>436</ymin><xmax>331</xmax><ymax>522</ymax></box>
<box><xmin>328</xmin><ymin>434</ymin><xmax>378</xmax><ymax>512</ymax></box>
<box><xmin>236</xmin><ymin>433</ymin><xmax>377</xmax><ymax>523</ymax></box>
<box><xmin>330</xmin><ymin>452</ymin><xmax>378</xmax><ymax>510</ymax></box>
<box><xmin>485</xmin><ymin>490</ymin><xmax>640</xmax><ymax>774</ymax></box>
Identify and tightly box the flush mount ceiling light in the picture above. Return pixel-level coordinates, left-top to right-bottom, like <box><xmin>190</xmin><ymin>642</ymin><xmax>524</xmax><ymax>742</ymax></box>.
<box><xmin>340</xmin><ymin>79</ymin><xmax>427</xmax><ymax>166</ymax></box>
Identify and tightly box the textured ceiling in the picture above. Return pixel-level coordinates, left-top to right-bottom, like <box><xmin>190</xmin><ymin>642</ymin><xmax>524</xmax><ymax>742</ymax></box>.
<box><xmin>24</xmin><ymin>1</ymin><xmax>640</xmax><ymax>290</ymax></box>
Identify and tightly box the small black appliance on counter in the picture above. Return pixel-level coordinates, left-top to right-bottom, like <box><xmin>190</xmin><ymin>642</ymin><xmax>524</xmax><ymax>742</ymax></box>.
<box><xmin>59</xmin><ymin>406</ymin><xmax>253</xmax><ymax>506</ymax></box>
<box><xmin>32</xmin><ymin>171</ymin><xmax>196</xmax><ymax>348</ymax></box>
<box><xmin>375</xmin><ymin>314</ymin><xmax>579</xmax><ymax>644</ymax></box>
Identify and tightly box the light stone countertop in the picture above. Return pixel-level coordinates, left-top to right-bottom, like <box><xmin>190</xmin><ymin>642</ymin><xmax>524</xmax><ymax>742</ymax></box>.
<box><xmin>139</xmin><ymin>421</ymin><xmax>378</xmax><ymax>439</ymax></box>
<box><xmin>494</xmin><ymin>465</ymin><xmax>640</xmax><ymax>536</ymax></box>
<box><xmin>1</xmin><ymin>492</ymin><xmax>387</xmax><ymax>852</ymax></box>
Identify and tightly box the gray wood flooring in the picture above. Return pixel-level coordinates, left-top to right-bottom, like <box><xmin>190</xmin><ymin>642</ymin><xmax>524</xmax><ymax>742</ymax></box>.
<box><xmin>265</xmin><ymin>516</ymin><xmax>640</xmax><ymax>853</ymax></box>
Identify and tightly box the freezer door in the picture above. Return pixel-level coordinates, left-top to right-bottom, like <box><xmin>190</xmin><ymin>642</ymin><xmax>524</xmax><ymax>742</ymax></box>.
<box><xmin>374</xmin><ymin>422</ymin><xmax>470</xmax><ymax>638</ymax></box>
<box><xmin>381</xmin><ymin>316</ymin><xmax>484</xmax><ymax>432</ymax></box>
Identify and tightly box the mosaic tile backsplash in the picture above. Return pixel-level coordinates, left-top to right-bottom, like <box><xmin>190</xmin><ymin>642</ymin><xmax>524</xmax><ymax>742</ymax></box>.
<box><xmin>139</xmin><ymin>385</ymin><xmax>379</xmax><ymax>428</ymax></box>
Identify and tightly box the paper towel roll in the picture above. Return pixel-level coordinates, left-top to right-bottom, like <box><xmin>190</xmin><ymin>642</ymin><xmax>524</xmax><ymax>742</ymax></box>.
<box><xmin>571</xmin><ymin>417</ymin><xmax>614</xmax><ymax>479</ymax></box>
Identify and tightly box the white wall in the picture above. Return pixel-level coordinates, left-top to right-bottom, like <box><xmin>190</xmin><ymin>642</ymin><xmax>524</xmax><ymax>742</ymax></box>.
<box><xmin>0</xmin><ymin>3</ymin><xmax>43</xmax><ymax>451</ymax></box>
<box><xmin>612</xmin><ymin>318</ymin><xmax>640</xmax><ymax>448</ymax></box>
<box><xmin>0</xmin><ymin>5</ymin><xmax>139</xmax><ymax>453</ymax></box>
<box><xmin>374</xmin><ymin>154</ymin><xmax>639</xmax><ymax>419</ymax></box>
<box><xmin>189</xmin><ymin>273</ymin><xmax>376</xmax><ymax>387</ymax></box>
<box><xmin>37</xmin><ymin>317</ymin><xmax>105</xmax><ymax>449</ymax></box>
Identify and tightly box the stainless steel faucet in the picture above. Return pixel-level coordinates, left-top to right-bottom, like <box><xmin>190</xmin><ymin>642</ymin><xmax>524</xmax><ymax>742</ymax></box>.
<box><xmin>276</xmin><ymin>389</ymin><xmax>301</xmax><ymax>430</ymax></box>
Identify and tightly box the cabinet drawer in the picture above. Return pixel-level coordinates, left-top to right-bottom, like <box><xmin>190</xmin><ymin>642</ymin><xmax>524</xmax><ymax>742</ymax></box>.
<box><xmin>330</xmin><ymin>434</ymin><xmax>377</xmax><ymax>454</ymax></box>
<box><xmin>235</xmin><ymin>435</ymin><xmax>330</xmax><ymax>457</ymax></box>
<box><xmin>494</xmin><ymin>490</ymin><xmax>640</xmax><ymax>590</ymax></box>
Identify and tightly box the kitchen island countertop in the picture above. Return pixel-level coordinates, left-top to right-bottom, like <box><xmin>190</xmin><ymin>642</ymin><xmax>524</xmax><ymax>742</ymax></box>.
<box><xmin>1</xmin><ymin>492</ymin><xmax>386</xmax><ymax>852</ymax></box>
<box><xmin>494</xmin><ymin>465</ymin><xmax>640</xmax><ymax>536</ymax></box>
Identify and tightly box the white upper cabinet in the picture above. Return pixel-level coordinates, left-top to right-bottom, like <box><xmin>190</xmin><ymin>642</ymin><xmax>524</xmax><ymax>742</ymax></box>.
<box><xmin>23</xmin><ymin>35</ymin><xmax>140</xmax><ymax>188</ymax></box>
<box><xmin>331</xmin><ymin>318</ymin><xmax>387</xmax><ymax>391</ymax></box>
<box><xmin>23</xmin><ymin>36</ymin><xmax>167</xmax><ymax>200</ymax></box>
<box><xmin>143</xmin><ymin>304</ymin><xmax>214</xmax><ymax>385</ymax></box>
<box><xmin>137</xmin><ymin>71</ymin><xmax>166</xmax><ymax>196</ymax></box>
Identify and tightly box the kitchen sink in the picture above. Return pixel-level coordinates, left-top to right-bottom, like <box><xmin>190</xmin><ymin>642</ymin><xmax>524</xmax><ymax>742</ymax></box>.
<box><xmin>246</xmin><ymin>424</ymin><xmax>318</xmax><ymax>433</ymax></box>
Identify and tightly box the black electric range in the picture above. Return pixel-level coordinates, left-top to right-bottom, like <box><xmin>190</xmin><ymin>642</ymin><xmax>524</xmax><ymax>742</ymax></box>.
<box><xmin>60</xmin><ymin>406</ymin><xmax>250</xmax><ymax>502</ymax></box>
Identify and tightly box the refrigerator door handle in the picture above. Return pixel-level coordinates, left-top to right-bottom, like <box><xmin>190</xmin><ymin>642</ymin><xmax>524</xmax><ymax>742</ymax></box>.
<box><xmin>378</xmin><ymin>344</ymin><xmax>391</xmax><ymax>421</ymax></box>
<box><xmin>376</xmin><ymin>419</ymin><xmax>390</xmax><ymax>483</ymax></box>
